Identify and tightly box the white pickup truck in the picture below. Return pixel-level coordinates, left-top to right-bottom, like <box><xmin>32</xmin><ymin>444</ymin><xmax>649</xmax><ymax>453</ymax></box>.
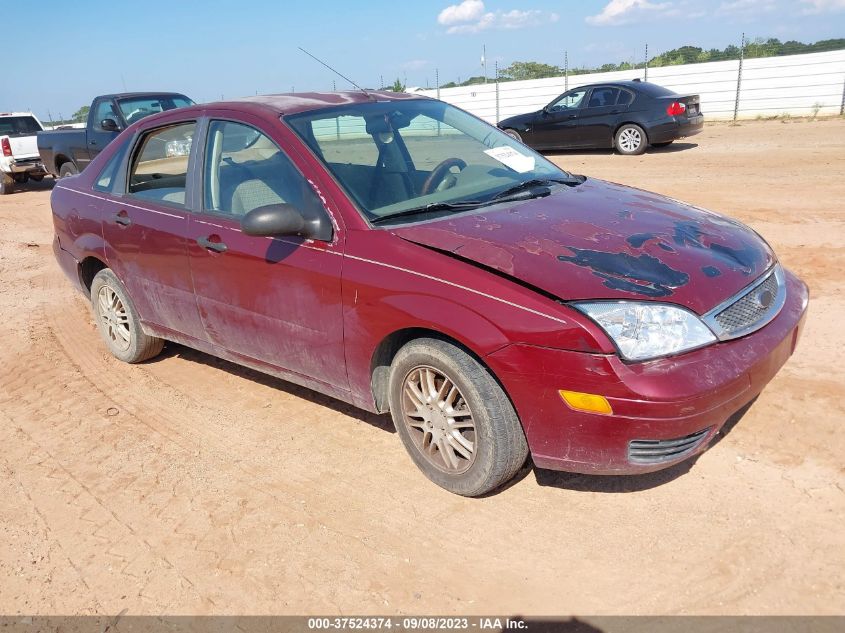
<box><xmin>1</xmin><ymin>112</ymin><xmax>49</xmax><ymax>195</ymax></box>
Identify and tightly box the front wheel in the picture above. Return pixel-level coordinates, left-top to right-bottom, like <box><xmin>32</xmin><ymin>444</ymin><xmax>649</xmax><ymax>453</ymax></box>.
<box><xmin>90</xmin><ymin>269</ymin><xmax>164</xmax><ymax>364</ymax></box>
<box><xmin>59</xmin><ymin>162</ymin><xmax>79</xmax><ymax>178</ymax></box>
<box><xmin>503</xmin><ymin>128</ymin><xmax>523</xmax><ymax>143</ymax></box>
<box><xmin>615</xmin><ymin>124</ymin><xmax>647</xmax><ymax>155</ymax></box>
<box><xmin>388</xmin><ymin>338</ymin><xmax>528</xmax><ymax>496</ymax></box>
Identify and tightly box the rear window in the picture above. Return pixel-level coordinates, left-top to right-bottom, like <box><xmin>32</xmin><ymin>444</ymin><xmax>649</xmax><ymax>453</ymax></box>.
<box><xmin>0</xmin><ymin>116</ymin><xmax>42</xmax><ymax>137</ymax></box>
<box><xmin>633</xmin><ymin>82</ymin><xmax>678</xmax><ymax>97</ymax></box>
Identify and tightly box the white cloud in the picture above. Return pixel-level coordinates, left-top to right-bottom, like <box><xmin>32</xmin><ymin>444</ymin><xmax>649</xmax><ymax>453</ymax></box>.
<box><xmin>437</xmin><ymin>1</ymin><xmax>558</xmax><ymax>34</ymax></box>
<box><xmin>437</xmin><ymin>0</ymin><xmax>485</xmax><ymax>26</ymax></box>
<box><xmin>801</xmin><ymin>0</ymin><xmax>845</xmax><ymax>12</ymax></box>
<box><xmin>716</xmin><ymin>0</ymin><xmax>777</xmax><ymax>15</ymax></box>
<box><xmin>586</xmin><ymin>0</ymin><xmax>674</xmax><ymax>26</ymax></box>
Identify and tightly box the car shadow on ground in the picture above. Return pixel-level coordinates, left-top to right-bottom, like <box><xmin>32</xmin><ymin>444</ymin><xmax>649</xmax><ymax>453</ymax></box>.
<box><xmin>540</xmin><ymin>142</ymin><xmax>698</xmax><ymax>158</ymax></box>
<box><xmin>3</xmin><ymin>176</ymin><xmax>56</xmax><ymax>195</ymax></box>
<box><xmin>531</xmin><ymin>398</ymin><xmax>756</xmax><ymax>493</ymax></box>
<box><xmin>154</xmin><ymin>342</ymin><xmax>396</xmax><ymax>433</ymax></box>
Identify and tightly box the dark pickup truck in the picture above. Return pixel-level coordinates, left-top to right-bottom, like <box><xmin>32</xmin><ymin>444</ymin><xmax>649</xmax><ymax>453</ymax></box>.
<box><xmin>38</xmin><ymin>92</ymin><xmax>193</xmax><ymax>178</ymax></box>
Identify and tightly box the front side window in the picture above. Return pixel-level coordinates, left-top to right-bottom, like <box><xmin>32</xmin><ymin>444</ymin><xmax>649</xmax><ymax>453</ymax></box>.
<box><xmin>94</xmin><ymin>141</ymin><xmax>129</xmax><ymax>192</ymax></box>
<box><xmin>127</xmin><ymin>122</ymin><xmax>195</xmax><ymax>206</ymax></box>
<box><xmin>118</xmin><ymin>95</ymin><xmax>195</xmax><ymax>125</ymax></box>
<box><xmin>204</xmin><ymin>120</ymin><xmax>328</xmax><ymax>221</ymax></box>
<box><xmin>93</xmin><ymin>99</ymin><xmax>120</xmax><ymax>130</ymax></box>
<box><xmin>548</xmin><ymin>89</ymin><xmax>588</xmax><ymax>112</ymax></box>
<box><xmin>286</xmin><ymin>99</ymin><xmax>573</xmax><ymax>223</ymax></box>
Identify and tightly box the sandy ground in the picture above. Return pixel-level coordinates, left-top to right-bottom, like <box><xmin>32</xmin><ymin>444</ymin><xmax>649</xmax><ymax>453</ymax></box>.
<box><xmin>0</xmin><ymin>119</ymin><xmax>843</xmax><ymax>616</ymax></box>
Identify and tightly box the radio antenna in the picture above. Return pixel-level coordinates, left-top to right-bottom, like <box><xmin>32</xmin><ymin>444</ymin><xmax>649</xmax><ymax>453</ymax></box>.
<box><xmin>298</xmin><ymin>47</ymin><xmax>371</xmax><ymax>96</ymax></box>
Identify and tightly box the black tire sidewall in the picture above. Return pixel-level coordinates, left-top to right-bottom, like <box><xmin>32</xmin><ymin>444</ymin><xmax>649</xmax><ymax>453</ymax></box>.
<box><xmin>0</xmin><ymin>174</ymin><xmax>14</xmax><ymax>195</ymax></box>
<box><xmin>615</xmin><ymin>124</ymin><xmax>647</xmax><ymax>155</ymax></box>
<box><xmin>388</xmin><ymin>338</ymin><xmax>526</xmax><ymax>496</ymax></box>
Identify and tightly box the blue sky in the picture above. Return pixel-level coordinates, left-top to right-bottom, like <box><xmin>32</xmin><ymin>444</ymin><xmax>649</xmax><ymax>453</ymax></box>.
<box><xmin>4</xmin><ymin>0</ymin><xmax>844</xmax><ymax>121</ymax></box>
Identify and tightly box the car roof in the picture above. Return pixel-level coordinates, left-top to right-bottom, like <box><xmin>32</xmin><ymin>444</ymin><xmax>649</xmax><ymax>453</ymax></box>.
<box><xmin>206</xmin><ymin>91</ymin><xmax>427</xmax><ymax>116</ymax></box>
<box><xmin>0</xmin><ymin>112</ymin><xmax>37</xmax><ymax>117</ymax></box>
<box><xmin>101</xmin><ymin>92</ymin><xmax>191</xmax><ymax>100</ymax></box>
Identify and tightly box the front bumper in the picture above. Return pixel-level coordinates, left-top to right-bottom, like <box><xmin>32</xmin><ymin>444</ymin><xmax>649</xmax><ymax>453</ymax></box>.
<box><xmin>485</xmin><ymin>268</ymin><xmax>808</xmax><ymax>474</ymax></box>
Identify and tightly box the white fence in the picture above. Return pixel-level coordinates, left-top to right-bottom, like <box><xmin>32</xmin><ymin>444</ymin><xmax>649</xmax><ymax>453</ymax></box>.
<box><xmin>414</xmin><ymin>49</ymin><xmax>845</xmax><ymax>123</ymax></box>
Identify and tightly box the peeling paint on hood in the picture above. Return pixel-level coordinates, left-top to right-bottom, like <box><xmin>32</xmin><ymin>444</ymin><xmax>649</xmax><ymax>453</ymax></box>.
<box><xmin>390</xmin><ymin>178</ymin><xmax>775</xmax><ymax>314</ymax></box>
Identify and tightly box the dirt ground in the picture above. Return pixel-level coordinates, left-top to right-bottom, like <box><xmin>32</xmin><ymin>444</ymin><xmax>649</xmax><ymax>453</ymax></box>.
<box><xmin>0</xmin><ymin>119</ymin><xmax>843</xmax><ymax>616</ymax></box>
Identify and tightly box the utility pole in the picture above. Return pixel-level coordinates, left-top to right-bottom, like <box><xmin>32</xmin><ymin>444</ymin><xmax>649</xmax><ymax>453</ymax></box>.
<box><xmin>495</xmin><ymin>61</ymin><xmax>500</xmax><ymax>123</ymax></box>
<box><xmin>644</xmin><ymin>43</ymin><xmax>649</xmax><ymax>81</ymax></box>
<box><xmin>482</xmin><ymin>44</ymin><xmax>487</xmax><ymax>83</ymax></box>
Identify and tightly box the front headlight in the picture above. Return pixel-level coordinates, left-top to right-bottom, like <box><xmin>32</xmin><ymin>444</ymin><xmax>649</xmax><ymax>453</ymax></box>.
<box><xmin>572</xmin><ymin>301</ymin><xmax>717</xmax><ymax>362</ymax></box>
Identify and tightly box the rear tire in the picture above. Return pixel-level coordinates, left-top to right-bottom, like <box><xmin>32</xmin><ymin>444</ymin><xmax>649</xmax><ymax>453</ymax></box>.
<box><xmin>503</xmin><ymin>128</ymin><xmax>523</xmax><ymax>143</ymax></box>
<box><xmin>30</xmin><ymin>174</ymin><xmax>45</xmax><ymax>182</ymax></box>
<box><xmin>615</xmin><ymin>124</ymin><xmax>647</xmax><ymax>155</ymax></box>
<box><xmin>388</xmin><ymin>338</ymin><xmax>528</xmax><ymax>496</ymax></box>
<box><xmin>90</xmin><ymin>269</ymin><xmax>164</xmax><ymax>364</ymax></box>
<box><xmin>0</xmin><ymin>173</ymin><xmax>14</xmax><ymax>195</ymax></box>
<box><xmin>652</xmin><ymin>141</ymin><xmax>673</xmax><ymax>148</ymax></box>
<box><xmin>59</xmin><ymin>162</ymin><xmax>78</xmax><ymax>178</ymax></box>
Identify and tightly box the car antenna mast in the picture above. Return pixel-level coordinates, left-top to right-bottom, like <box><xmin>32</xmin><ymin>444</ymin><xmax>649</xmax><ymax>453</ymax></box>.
<box><xmin>297</xmin><ymin>48</ymin><xmax>374</xmax><ymax>98</ymax></box>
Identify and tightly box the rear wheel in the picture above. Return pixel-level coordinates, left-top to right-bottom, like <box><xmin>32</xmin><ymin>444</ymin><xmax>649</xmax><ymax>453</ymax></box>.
<box><xmin>503</xmin><ymin>128</ymin><xmax>523</xmax><ymax>143</ymax></box>
<box><xmin>615</xmin><ymin>124</ymin><xmax>647</xmax><ymax>155</ymax></box>
<box><xmin>652</xmin><ymin>141</ymin><xmax>673</xmax><ymax>148</ymax></box>
<box><xmin>0</xmin><ymin>173</ymin><xmax>14</xmax><ymax>195</ymax></box>
<box><xmin>90</xmin><ymin>269</ymin><xmax>164</xmax><ymax>364</ymax></box>
<box><xmin>59</xmin><ymin>162</ymin><xmax>78</xmax><ymax>178</ymax></box>
<box><xmin>30</xmin><ymin>174</ymin><xmax>45</xmax><ymax>182</ymax></box>
<box><xmin>388</xmin><ymin>338</ymin><xmax>528</xmax><ymax>496</ymax></box>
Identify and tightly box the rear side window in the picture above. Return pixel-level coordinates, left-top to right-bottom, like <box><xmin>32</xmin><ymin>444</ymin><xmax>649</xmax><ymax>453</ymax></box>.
<box><xmin>0</xmin><ymin>116</ymin><xmax>42</xmax><ymax>137</ymax></box>
<box><xmin>587</xmin><ymin>88</ymin><xmax>620</xmax><ymax>108</ymax></box>
<box><xmin>617</xmin><ymin>90</ymin><xmax>634</xmax><ymax>106</ymax></box>
<box><xmin>127</xmin><ymin>122</ymin><xmax>196</xmax><ymax>206</ymax></box>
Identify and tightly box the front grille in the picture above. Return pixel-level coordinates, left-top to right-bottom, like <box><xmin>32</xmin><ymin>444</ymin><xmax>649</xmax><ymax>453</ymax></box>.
<box><xmin>715</xmin><ymin>271</ymin><xmax>779</xmax><ymax>336</ymax></box>
<box><xmin>703</xmin><ymin>265</ymin><xmax>786</xmax><ymax>341</ymax></box>
<box><xmin>628</xmin><ymin>428</ymin><xmax>711</xmax><ymax>465</ymax></box>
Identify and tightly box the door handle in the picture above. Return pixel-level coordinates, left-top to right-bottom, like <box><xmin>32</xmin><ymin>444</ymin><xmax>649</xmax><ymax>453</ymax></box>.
<box><xmin>90</xmin><ymin>140</ymin><xmax>97</xmax><ymax>145</ymax></box>
<box><xmin>197</xmin><ymin>236</ymin><xmax>227</xmax><ymax>253</ymax></box>
<box><xmin>113</xmin><ymin>211</ymin><xmax>131</xmax><ymax>226</ymax></box>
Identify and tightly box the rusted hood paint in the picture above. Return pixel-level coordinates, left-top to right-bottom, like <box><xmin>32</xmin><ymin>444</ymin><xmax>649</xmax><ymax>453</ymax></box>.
<box><xmin>390</xmin><ymin>178</ymin><xmax>775</xmax><ymax>314</ymax></box>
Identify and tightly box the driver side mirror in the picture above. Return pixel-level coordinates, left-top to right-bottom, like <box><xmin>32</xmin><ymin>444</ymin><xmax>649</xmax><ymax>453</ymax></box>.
<box><xmin>101</xmin><ymin>118</ymin><xmax>120</xmax><ymax>132</ymax></box>
<box><xmin>241</xmin><ymin>203</ymin><xmax>333</xmax><ymax>242</ymax></box>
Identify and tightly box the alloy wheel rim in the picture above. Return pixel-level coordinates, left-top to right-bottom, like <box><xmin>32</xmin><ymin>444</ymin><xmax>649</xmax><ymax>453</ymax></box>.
<box><xmin>619</xmin><ymin>128</ymin><xmax>641</xmax><ymax>152</ymax></box>
<box><xmin>401</xmin><ymin>366</ymin><xmax>477</xmax><ymax>474</ymax></box>
<box><xmin>97</xmin><ymin>286</ymin><xmax>131</xmax><ymax>351</ymax></box>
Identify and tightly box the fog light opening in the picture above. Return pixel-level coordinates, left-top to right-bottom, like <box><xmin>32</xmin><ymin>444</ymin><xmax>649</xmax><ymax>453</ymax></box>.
<box><xmin>559</xmin><ymin>390</ymin><xmax>613</xmax><ymax>415</ymax></box>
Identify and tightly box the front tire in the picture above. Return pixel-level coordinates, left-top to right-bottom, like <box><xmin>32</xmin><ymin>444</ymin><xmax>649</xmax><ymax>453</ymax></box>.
<box><xmin>388</xmin><ymin>338</ymin><xmax>528</xmax><ymax>496</ymax></box>
<box><xmin>59</xmin><ymin>162</ymin><xmax>79</xmax><ymax>178</ymax></box>
<box><xmin>503</xmin><ymin>128</ymin><xmax>523</xmax><ymax>143</ymax></box>
<box><xmin>90</xmin><ymin>269</ymin><xmax>164</xmax><ymax>364</ymax></box>
<box><xmin>615</xmin><ymin>124</ymin><xmax>647</xmax><ymax>155</ymax></box>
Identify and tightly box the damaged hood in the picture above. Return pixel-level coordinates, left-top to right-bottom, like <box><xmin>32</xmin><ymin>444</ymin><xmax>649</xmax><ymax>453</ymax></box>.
<box><xmin>390</xmin><ymin>178</ymin><xmax>775</xmax><ymax>315</ymax></box>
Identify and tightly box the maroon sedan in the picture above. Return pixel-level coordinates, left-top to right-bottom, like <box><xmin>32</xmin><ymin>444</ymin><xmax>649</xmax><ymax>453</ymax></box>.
<box><xmin>50</xmin><ymin>91</ymin><xmax>808</xmax><ymax>496</ymax></box>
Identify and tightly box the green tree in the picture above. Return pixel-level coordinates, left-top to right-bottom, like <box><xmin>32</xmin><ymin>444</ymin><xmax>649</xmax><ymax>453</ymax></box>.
<box><xmin>389</xmin><ymin>78</ymin><xmax>405</xmax><ymax>92</ymax></box>
<box><xmin>72</xmin><ymin>105</ymin><xmax>90</xmax><ymax>123</ymax></box>
<box><xmin>500</xmin><ymin>61</ymin><xmax>562</xmax><ymax>81</ymax></box>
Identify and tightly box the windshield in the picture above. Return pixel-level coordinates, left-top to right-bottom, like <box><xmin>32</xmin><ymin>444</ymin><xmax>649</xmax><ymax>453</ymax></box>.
<box><xmin>285</xmin><ymin>99</ymin><xmax>572</xmax><ymax>223</ymax></box>
<box><xmin>117</xmin><ymin>95</ymin><xmax>195</xmax><ymax>125</ymax></box>
<box><xmin>0</xmin><ymin>116</ymin><xmax>42</xmax><ymax>137</ymax></box>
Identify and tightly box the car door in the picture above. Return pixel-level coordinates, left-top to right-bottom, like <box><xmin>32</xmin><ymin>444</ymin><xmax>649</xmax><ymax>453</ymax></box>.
<box><xmin>575</xmin><ymin>87</ymin><xmax>623</xmax><ymax>148</ymax></box>
<box><xmin>100</xmin><ymin>119</ymin><xmax>206</xmax><ymax>341</ymax></box>
<box><xmin>186</xmin><ymin>116</ymin><xmax>348</xmax><ymax>390</ymax></box>
<box><xmin>530</xmin><ymin>87</ymin><xmax>589</xmax><ymax>148</ymax></box>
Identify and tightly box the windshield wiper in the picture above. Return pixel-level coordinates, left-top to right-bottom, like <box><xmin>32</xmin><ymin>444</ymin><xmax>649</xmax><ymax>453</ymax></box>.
<box><xmin>489</xmin><ymin>177</ymin><xmax>581</xmax><ymax>203</ymax></box>
<box><xmin>371</xmin><ymin>200</ymin><xmax>484</xmax><ymax>225</ymax></box>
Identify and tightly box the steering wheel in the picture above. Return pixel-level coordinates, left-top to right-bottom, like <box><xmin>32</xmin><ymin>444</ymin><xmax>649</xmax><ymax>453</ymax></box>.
<box><xmin>421</xmin><ymin>158</ymin><xmax>467</xmax><ymax>195</ymax></box>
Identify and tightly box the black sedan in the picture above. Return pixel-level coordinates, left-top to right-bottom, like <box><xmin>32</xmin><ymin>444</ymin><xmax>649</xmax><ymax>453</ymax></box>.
<box><xmin>498</xmin><ymin>80</ymin><xmax>703</xmax><ymax>155</ymax></box>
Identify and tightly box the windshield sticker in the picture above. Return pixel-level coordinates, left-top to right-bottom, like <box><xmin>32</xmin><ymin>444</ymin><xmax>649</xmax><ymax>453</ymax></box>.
<box><xmin>484</xmin><ymin>146</ymin><xmax>535</xmax><ymax>173</ymax></box>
